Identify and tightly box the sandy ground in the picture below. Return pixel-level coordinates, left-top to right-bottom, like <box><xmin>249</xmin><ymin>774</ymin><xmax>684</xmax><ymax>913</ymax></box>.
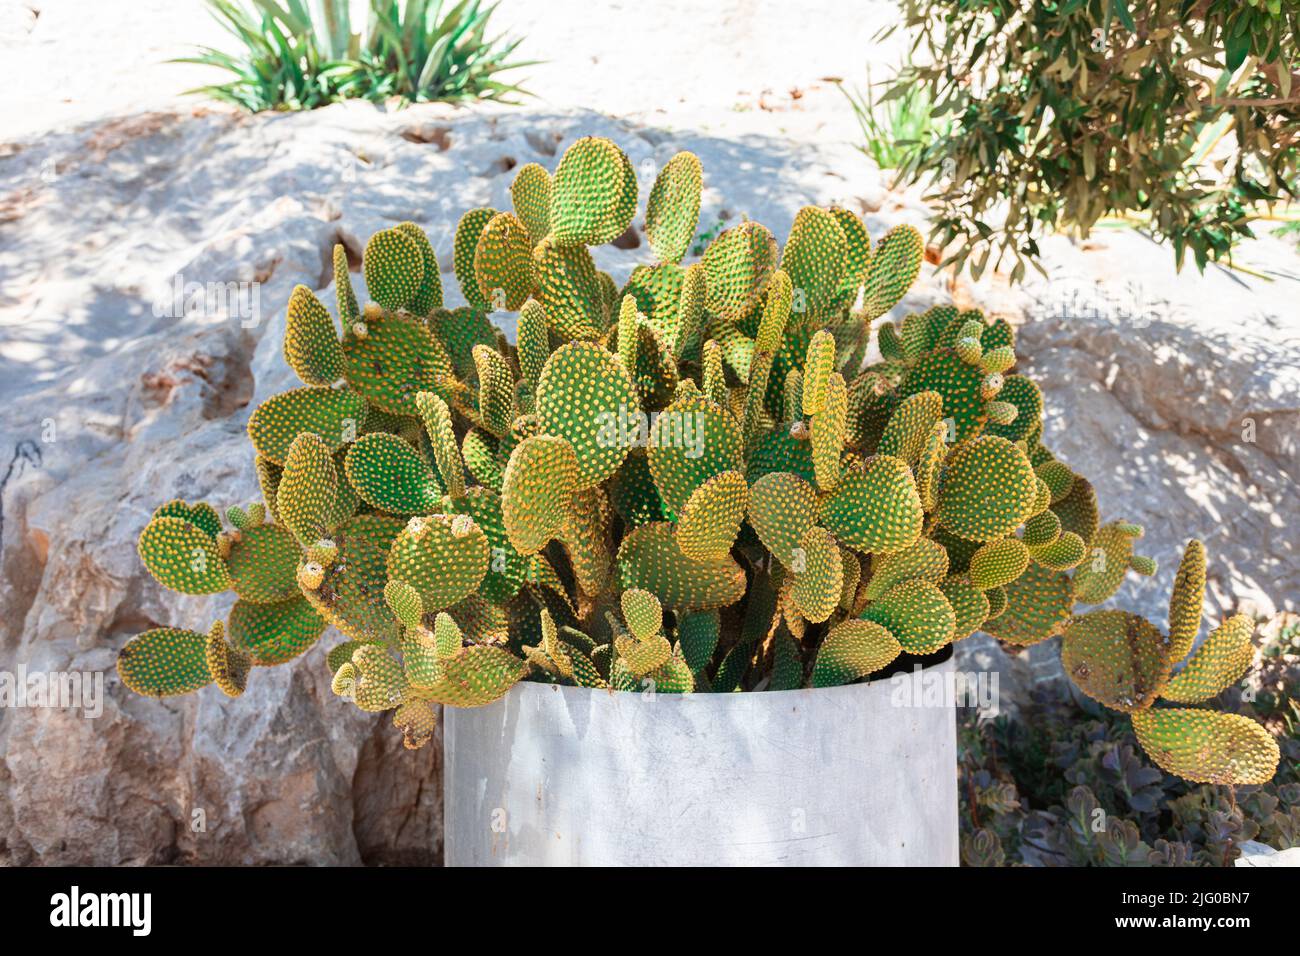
<box><xmin>2</xmin><ymin>0</ymin><xmax>903</xmax><ymax>140</ymax></box>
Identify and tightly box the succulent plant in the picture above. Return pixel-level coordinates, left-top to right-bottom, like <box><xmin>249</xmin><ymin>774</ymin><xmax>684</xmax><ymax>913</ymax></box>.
<box><xmin>119</xmin><ymin>136</ymin><xmax>1280</xmax><ymax>783</ymax></box>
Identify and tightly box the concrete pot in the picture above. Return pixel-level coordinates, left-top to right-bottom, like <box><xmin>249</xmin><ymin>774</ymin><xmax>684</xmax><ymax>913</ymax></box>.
<box><xmin>444</xmin><ymin>654</ymin><xmax>958</xmax><ymax>866</ymax></box>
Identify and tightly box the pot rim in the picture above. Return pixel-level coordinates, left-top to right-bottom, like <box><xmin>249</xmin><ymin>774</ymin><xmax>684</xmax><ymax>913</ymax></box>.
<box><xmin>476</xmin><ymin>647</ymin><xmax>956</xmax><ymax>705</ymax></box>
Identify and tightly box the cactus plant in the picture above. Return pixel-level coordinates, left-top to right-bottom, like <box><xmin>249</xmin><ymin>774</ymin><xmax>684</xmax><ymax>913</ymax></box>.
<box><xmin>119</xmin><ymin>136</ymin><xmax>1280</xmax><ymax>785</ymax></box>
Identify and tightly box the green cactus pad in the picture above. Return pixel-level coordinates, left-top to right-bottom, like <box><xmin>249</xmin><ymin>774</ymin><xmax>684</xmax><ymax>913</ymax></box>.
<box><xmin>782</xmin><ymin>207</ymin><xmax>847</xmax><ymax>315</ymax></box>
<box><xmin>138</xmin><ymin>516</ymin><xmax>231</xmax><ymax>595</ymax></box>
<box><xmin>393</xmin><ymin>222</ymin><xmax>444</xmax><ymax>316</ymax></box>
<box><xmin>791</xmin><ymin>526</ymin><xmax>843</xmax><ymax>624</ymax></box>
<box><xmin>549</xmin><ymin>136</ymin><xmax>636</xmax><ymax>247</ymax></box>
<box><xmin>559</xmin><ymin>486</ymin><xmax>615</xmax><ymax>597</ymax></box>
<box><xmin>151</xmin><ymin>499</ymin><xmax>222</xmax><ymax>541</ymax></box>
<box><xmin>247</xmin><ymin>386</ymin><xmax>367</xmax><ymax>466</ymax></box>
<box><xmin>621</xmin><ymin>264</ymin><xmax>686</xmax><ymax>345</ymax></box>
<box><xmin>913</xmin><ymin>420</ymin><xmax>948</xmax><ymax>511</ymax></box>
<box><xmin>363</xmin><ymin>228</ymin><xmax>424</xmax><ymax>311</ymax></box>
<box><xmin>810</xmin><ymin>372</ymin><xmax>847</xmax><ymax>490</ymax></box>
<box><xmin>676</xmin><ymin>470</ymin><xmax>748</xmax><ymax>561</ymax></box>
<box><xmin>745</xmin><ymin>422</ymin><xmax>817</xmax><ymax>486</ymax></box>
<box><xmin>677</xmin><ymin>610</ymin><xmax>721</xmax><ymax>673</ymax></box>
<box><xmin>1030</xmin><ymin>530</ymin><xmax>1087</xmax><ymax>570</ymax></box>
<box><xmin>284</xmin><ymin>284</ymin><xmax>343</xmax><ymax>386</ymax></box>
<box><xmin>859</xmin><ymin>224</ymin><xmax>924</xmax><ymax>321</ymax></box>
<box><xmin>877</xmin><ymin>390</ymin><xmax>944</xmax><ymax>466</ymax></box>
<box><xmin>1021</xmin><ymin>510</ymin><xmax>1061</xmax><ymax>548</ymax></box>
<box><xmin>646</xmin><ymin>152</ymin><xmax>703</xmax><ymax>265</ymax></box>
<box><xmin>983</xmin><ymin>375</ymin><xmax>1041</xmax><ymax>443</ymax></box>
<box><xmin>861</xmin><ymin>579</ymin><xmax>956</xmax><ymax>655</ymax></box>
<box><xmin>501</xmin><ymin>434</ymin><xmax>580</xmax><ymax>554</ymax></box>
<box><xmin>1071</xmin><ymin>521</ymin><xmax>1142</xmax><ymax>604</ymax></box>
<box><xmin>225</xmin><ymin>522</ymin><xmax>301</xmax><ymax>604</ymax></box>
<box><xmin>351</xmin><ymin>643</ymin><xmax>408</xmax><ymax>712</ymax></box>
<box><xmin>333</xmin><ymin>243</ymin><xmax>360</xmax><ymax>326</ymax></box>
<box><xmin>531</xmin><ymin>237</ymin><xmax>605</xmax><ymax>339</ymax></box>
<box><xmin>511</xmin><ymin>163</ymin><xmax>552</xmax><ymax>245</ymax></box>
<box><xmin>452</xmin><ymin>486</ymin><xmax>526</xmax><ymax>602</ymax></box>
<box><xmin>617</xmin><ymin>522</ymin><xmax>746</xmax><ymax>610</ymax></box>
<box><xmin>968</xmin><ymin>537</ymin><xmax>1030</xmax><ymax>590</ymax></box>
<box><xmin>984</xmin><ymin>584</ymin><xmax>1008</xmax><ymax>620</ymax></box>
<box><xmin>1050</xmin><ymin>475</ymin><xmax>1100</xmax><ymax>545</ymax></box>
<box><xmin>472</xmin><ymin>343</ymin><xmax>517</xmax><ymax>437</ymax></box>
<box><xmin>1131</xmin><ymin>708</ymin><xmax>1279</xmax><ymax>786</ymax></box>
<box><xmin>621</xmin><ymin>588</ymin><xmax>664</xmax><ymax>641</ymax></box>
<box><xmin>474</xmin><ymin>212</ymin><xmax>533</xmax><ymax>311</ymax></box>
<box><xmin>344</xmin><ymin>432</ymin><xmax>444</xmax><ymax>514</ymax></box>
<box><xmin>412</xmin><ymin>645</ymin><xmax>528</xmax><ymax>707</ymax></box>
<box><xmin>401</xmin><ymin>628</ymin><xmax>442</xmax><ymax>688</ymax></box>
<box><xmin>746</xmin><ymin>471</ymin><xmax>819</xmax><ymax>567</ymax></box>
<box><xmin>302</xmin><ymin>514</ymin><xmax>404</xmax><ymax>644</ymax></box>
<box><xmin>983</xmin><ymin>562</ymin><xmax>1074</xmax><ymax>646</ymax></box>
<box><xmin>829</xmin><ymin>207</ymin><xmax>871</xmax><ymax>306</ymax></box>
<box><xmin>277</xmin><ymin>432</ymin><xmax>338</xmax><ymax>547</ymax></box>
<box><xmin>1035</xmin><ymin>460</ymin><xmax>1075</xmax><ymax>503</ymax></box>
<box><xmin>1168</xmin><ymin>539</ymin><xmax>1207</xmax><ymax>663</ymax></box>
<box><xmin>228</xmin><ymin>596</ymin><xmax>327</xmax><ymax>666</ymax></box>
<box><xmin>428</xmin><ymin>304</ymin><xmax>499</xmax><ymax>382</ymax></box>
<box><xmin>1061</xmin><ymin>610</ymin><xmax>1171</xmax><ymax>712</ymax></box>
<box><xmin>936</xmin><ymin>436</ymin><xmax>1037</xmax><ymax>542</ymax></box>
<box><xmin>387</xmin><ymin>513</ymin><xmax>490</xmax><ymax>613</ymax></box>
<box><xmin>453</xmin><ymin>207</ymin><xmax>498</xmax><ymax>310</ymax></box>
<box><xmin>206</xmin><ymin>622</ymin><xmax>251</xmax><ymax>697</ymax></box>
<box><xmin>342</xmin><ymin>312</ymin><xmax>453</xmax><ymax>417</ymax></box>
<box><xmin>703</xmin><ymin>221</ymin><xmax>779</xmax><ymax>320</ymax></box>
<box><xmin>864</xmin><ymin>538</ymin><xmax>950</xmax><ymax>601</ymax></box>
<box><xmin>392</xmin><ymin>700</ymin><xmax>438</xmax><ymax>749</ymax></box>
<box><xmin>117</xmin><ymin>627</ymin><xmax>212</xmax><ymax>697</ymax></box>
<box><xmin>414</xmin><ymin>391</ymin><xmax>464</xmax><ymax>500</ymax></box>
<box><xmin>896</xmin><ymin>349</ymin><xmax>987</xmax><ymax>442</ymax></box>
<box><xmin>609</xmin><ymin>447</ymin><xmax>672</xmax><ymax>527</ymax></box>
<box><xmin>812</xmin><ymin>619</ymin><xmax>902</xmax><ymax>688</ymax></box>
<box><xmin>536</xmin><ymin>341</ymin><xmax>639</xmax><ymax>488</ymax></box>
<box><xmin>646</xmin><ymin>394</ymin><xmax>742</xmax><ymax>514</ymax></box>
<box><xmin>617</xmin><ymin>631</ymin><xmax>672</xmax><ymax>677</ymax></box>
<box><xmin>939</xmin><ymin>576</ymin><xmax>991</xmax><ymax>640</ymax></box>
<box><xmin>385</xmin><ymin>579</ymin><xmax>425</xmax><ymax>629</ymax></box>
<box><xmin>1162</xmin><ymin>613</ymin><xmax>1255</xmax><ymax>704</ymax></box>
<box><xmin>516</xmin><ymin>300</ymin><xmax>551</xmax><ymax>390</ymax></box>
<box><xmin>821</xmin><ymin>454</ymin><xmax>923</xmax><ymax>554</ymax></box>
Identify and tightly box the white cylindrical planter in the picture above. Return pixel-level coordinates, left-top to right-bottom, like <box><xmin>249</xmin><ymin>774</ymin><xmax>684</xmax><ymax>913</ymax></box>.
<box><xmin>444</xmin><ymin>656</ymin><xmax>958</xmax><ymax>866</ymax></box>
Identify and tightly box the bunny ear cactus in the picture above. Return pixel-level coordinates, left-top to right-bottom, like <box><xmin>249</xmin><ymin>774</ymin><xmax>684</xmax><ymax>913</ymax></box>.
<box><xmin>118</xmin><ymin>139</ymin><xmax>1279</xmax><ymax>785</ymax></box>
<box><xmin>1062</xmin><ymin>541</ymin><xmax>1278</xmax><ymax>786</ymax></box>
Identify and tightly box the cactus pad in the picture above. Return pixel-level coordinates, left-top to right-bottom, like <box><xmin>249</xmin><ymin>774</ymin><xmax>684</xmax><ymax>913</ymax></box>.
<box><xmin>138</xmin><ymin>516</ymin><xmax>231</xmax><ymax>595</ymax></box>
<box><xmin>936</xmin><ymin>436</ymin><xmax>1036</xmax><ymax>541</ymax></box>
<box><xmin>535</xmin><ymin>341</ymin><xmax>638</xmax><ymax>488</ymax></box>
<box><xmin>821</xmin><ymin>455</ymin><xmax>923</xmax><ymax>554</ymax></box>
<box><xmin>363</xmin><ymin>228</ymin><xmax>424</xmax><ymax>312</ymax></box>
<box><xmin>1131</xmin><ymin>708</ymin><xmax>1280</xmax><ymax>786</ymax></box>
<box><xmin>1161</xmin><ymin>613</ymin><xmax>1255</xmax><ymax>704</ymax></box>
<box><xmin>1061</xmin><ymin>610</ymin><xmax>1171</xmax><ymax>712</ymax></box>
<box><xmin>812</xmin><ymin>620</ymin><xmax>902</xmax><ymax>687</ymax></box>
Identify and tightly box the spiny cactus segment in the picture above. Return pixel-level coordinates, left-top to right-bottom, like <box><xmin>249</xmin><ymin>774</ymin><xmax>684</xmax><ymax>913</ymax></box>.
<box><xmin>117</xmin><ymin>137</ymin><xmax>1278</xmax><ymax>784</ymax></box>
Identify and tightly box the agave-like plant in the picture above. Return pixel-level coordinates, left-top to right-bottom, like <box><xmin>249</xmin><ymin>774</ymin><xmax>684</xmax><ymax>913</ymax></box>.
<box><xmin>176</xmin><ymin>0</ymin><xmax>532</xmax><ymax>111</ymax></box>
<box><xmin>118</xmin><ymin>137</ymin><xmax>1280</xmax><ymax>789</ymax></box>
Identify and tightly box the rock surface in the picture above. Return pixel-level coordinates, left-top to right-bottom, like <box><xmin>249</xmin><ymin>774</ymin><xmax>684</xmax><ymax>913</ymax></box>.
<box><xmin>1</xmin><ymin>93</ymin><xmax>1296</xmax><ymax>864</ymax></box>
